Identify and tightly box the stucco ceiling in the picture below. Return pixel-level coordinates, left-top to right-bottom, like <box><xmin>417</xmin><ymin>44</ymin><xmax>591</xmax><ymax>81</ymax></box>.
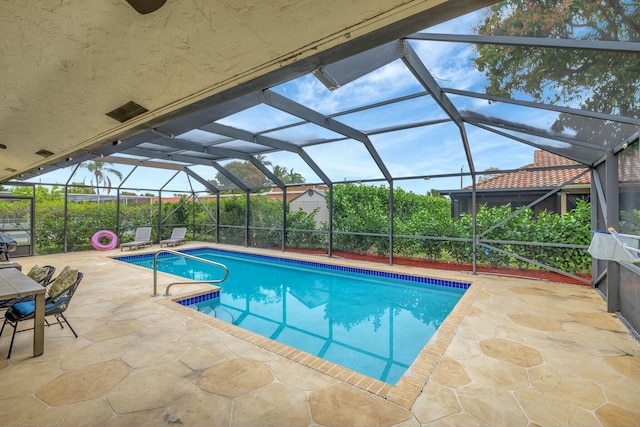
<box><xmin>0</xmin><ymin>0</ymin><xmax>494</xmax><ymax>183</ymax></box>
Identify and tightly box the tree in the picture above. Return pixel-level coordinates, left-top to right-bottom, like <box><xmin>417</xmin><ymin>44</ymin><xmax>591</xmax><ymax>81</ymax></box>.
<box><xmin>68</xmin><ymin>182</ymin><xmax>95</xmax><ymax>194</ymax></box>
<box><xmin>12</xmin><ymin>185</ymin><xmax>63</xmax><ymax>202</ymax></box>
<box><xmin>274</xmin><ymin>165</ymin><xmax>306</xmax><ymax>184</ymax></box>
<box><xmin>209</xmin><ymin>158</ymin><xmax>306</xmax><ymax>191</ymax></box>
<box><xmin>474</xmin><ymin>1</ymin><xmax>639</xmax><ymax>144</ymax></box>
<box><xmin>273</xmin><ymin>165</ymin><xmax>288</xmax><ymax>182</ymax></box>
<box><xmin>79</xmin><ymin>161</ymin><xmax>123</xmax><ymax>201</ymax></box>
<box><xmin>478</xmin><ymin>167</ymin><xmax>501</xmax><ymax>182</ymax></box>
<box><xmin>209</xmin><ymin>161</ymin><xmax>270</xmax><ymax>191</ymax></box>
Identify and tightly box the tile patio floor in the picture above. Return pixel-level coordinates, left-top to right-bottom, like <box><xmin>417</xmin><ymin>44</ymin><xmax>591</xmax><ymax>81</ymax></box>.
<box><xmin>0</xmin><ymin>242</ymin><xmax>639</xmax><ymax>427</ymax></box>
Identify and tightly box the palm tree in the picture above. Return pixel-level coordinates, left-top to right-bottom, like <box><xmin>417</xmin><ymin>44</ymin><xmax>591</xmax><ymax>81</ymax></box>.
<box><xmin>273</xmin><ymin>165</ymin><xmax>288</xmax><ymax>182</ymax></box>
<box><xmin>285</xmin><ymin>168</ymin><xmax>305</xmax><ymax>184</ymax></box>
<box><xmin>80</xmin><ymin>161</ymin><xmax>123</xmax><ymax>202</ymax></box>
<box><xmin>273</xmin><ymin>165</ymin><xmax>306</xmax><ymax>184</ymax></box>
<box><xmin>254</xmin><ymin>154</ymin><xmax>272</xmax><ymax>167</ymax></box>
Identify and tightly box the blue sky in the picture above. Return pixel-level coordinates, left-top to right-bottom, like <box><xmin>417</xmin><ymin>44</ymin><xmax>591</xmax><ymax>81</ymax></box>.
<box><xmin>27</xmin><ymin>6</ymin><xmax>542</xmax><ymax>195</ymax></box>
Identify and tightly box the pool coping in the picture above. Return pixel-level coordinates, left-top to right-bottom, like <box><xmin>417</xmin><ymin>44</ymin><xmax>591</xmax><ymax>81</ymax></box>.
<box><xmin>139</xmin><ymin>246</ymin><xmax>481</xmax><ymax>410</ymax></box>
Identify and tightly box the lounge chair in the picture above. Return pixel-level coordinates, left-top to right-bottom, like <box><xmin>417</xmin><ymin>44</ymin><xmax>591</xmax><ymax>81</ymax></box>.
<box><xmin>1</xmin><ymin>268</ymin><xmax>83</xmax><ymax>358</ymax></box>
<box><xmin>120</xmin><ymin>227</ymin><xmax>153</xmax><ymax>251</ymax></box>
<box><xmin>0</xmin><ymin>265</ymin><xmax>56</xmax><ymax>311</ymax></box>
<box><xmin>160</xmin><ymin>228</ymin><xmax>187</xmax><ymax>248</ymax></box>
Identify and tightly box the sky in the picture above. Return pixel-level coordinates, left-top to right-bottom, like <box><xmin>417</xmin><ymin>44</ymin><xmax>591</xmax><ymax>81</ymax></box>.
<box><xmin>25</xmin><ymin>6</ymin><xmax>545</xmax><ymax>196</ymax></box>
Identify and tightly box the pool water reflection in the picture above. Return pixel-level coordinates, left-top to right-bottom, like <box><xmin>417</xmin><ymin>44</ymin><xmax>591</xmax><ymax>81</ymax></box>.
<box><xmin>117</xmin><ymin>248</ymin><xmax>467</xmax><ymax>384</ymax></box>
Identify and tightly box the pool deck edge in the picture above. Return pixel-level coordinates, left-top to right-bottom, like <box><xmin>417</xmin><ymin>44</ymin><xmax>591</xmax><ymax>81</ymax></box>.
<box><xmin>150</xmin><ymin>245</ymin><xmax>485</xmax><ymax>410</ymax></box>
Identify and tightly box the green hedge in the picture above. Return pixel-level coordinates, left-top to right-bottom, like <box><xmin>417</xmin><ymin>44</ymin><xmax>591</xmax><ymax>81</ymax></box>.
<box><xmin>329</xmin><ymin>184</ymin><xmax>594</xmax><ymax>274</ymax></box>
<box><xmin>2</xmin><ymin>184</ymin><xmax>632</xmax><ymax>275</ymax></box>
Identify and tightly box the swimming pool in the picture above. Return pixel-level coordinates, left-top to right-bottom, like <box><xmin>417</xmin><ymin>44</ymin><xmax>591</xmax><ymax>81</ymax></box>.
<box><xmin>115</xmin><ymin>248</ymin><xmax>469</xmax><ymax>384</ymax></box>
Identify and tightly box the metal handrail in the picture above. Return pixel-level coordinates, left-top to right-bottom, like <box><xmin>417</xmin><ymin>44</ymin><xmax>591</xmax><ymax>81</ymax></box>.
<box><xmin>152</xmin><ymin>249</ymin><xmax>229</xmax><ymax>296</ymax></box>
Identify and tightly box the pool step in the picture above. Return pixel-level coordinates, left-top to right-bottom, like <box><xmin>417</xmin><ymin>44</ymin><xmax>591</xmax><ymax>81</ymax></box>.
<box><xmin>198</xmin><ymin>306</ymin><xmax>214</xmax><ymax>315</ymax></box>
<box><xmin>212</xmin><ymin>307</ymin><xmax>234</xmax><ymax>323</ymax></box>
<box><xmin>197</xmin><ymin>305</ymin><xmax>234</xmax><ymax>323</ymax></box>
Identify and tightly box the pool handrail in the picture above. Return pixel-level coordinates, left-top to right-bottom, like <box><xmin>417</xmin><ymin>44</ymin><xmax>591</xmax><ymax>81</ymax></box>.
<box><xmin>152</xmin><ymin>249</ymin><xmax>229</xmax><ymax>296</ymax></box>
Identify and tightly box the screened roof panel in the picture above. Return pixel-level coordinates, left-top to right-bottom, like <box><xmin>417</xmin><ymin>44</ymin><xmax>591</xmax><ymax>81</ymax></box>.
<box><xmin>214</xmin><ymin>140</ymin><xmax>275</xmax><ymax>154</ymax></box>
<box><xmin>440</xmin><ymin>44</ymin><xmax>640</xmax><ymax>119</ymax></box>
<box><xmin>262</xmin><ymin>122</ymin><xmax>346</xmax><ymax>147</ymax></box>
<box><xmin>187</xmin><ymin>164</ymin><xmax>221</xmax><ymax>187</ymax></box>
<box><xmin>216</xmin><ymin>104</ymin><xmax>301</xmax><ymax>134</ymax></box>
<box><xmin>474</xmin><ymin>124</ymin><xmax>605</xmax><ymax>166</ymax></box>
<box><xmin>304</xmin><ymin>140</ymin><xmax>386</xmax><ymax>182</ymax></box>
<box><xmin>450</xmin><ymin>93</ymin><xmax>635</xmax><ymax>156</ymax></box>
<box><xmin>160</xmin><ymin>171</ymin><xmax>206</xmax><ymax>193</ymax></box>
<box><xmin>211</xmin><ymin>159</ymin><xmax>263</xmax><ymax>191</ymax></box>
<box><xmin>337</xmin><ymin>94</ymin><xmax>448</xmax><ymax>132</ymax></box>
<box><xmin>16</xmin><ymin>3</ymin><xmax>638</xmax><ymax>193</ymax></box>
<box><xmin>177</xmin><ymin>129</ymin><xmax>232</xmax><ymax>145</ymax></box>
<box><xmin>409</xmin><ymin>40</ymin><xmax>486</xmax><ymax>92</ymax></box>
<box><xmin>22</xmin><ymin>163</ymin><xmax>87</xmax><ymax>185</ymax></box>
<box><xmin>409</xmin><ymin>39</ymin><xmax>640</xmax><ymax>121</ymax></box>
<box><xmin>178</xmin><ymin>151</ymin><xmax>218</xmax><ymax>160</ymax></box>
<box><xmin>137</xmin><ymin>143</ymin><xmax>177</xmax><ymax>153</ymax></box>
<box><xmin>108</xmin><ymin>153</ymin><xmax>150</xmax><ymax>161</ymax></box>
<box><xmin>465</xmin><ymin>126</ymin><xmax>538</xmax><ymax>173</ymax></box>
<box><xmin>121</xmin><ymin>166</ymin><xmax>184</xmax><ymax>191</ymax></box>
<box><xmin>270</xmin><ymin>58</ymin><xmax>425</xmax><ymax>116</ymax></box>
<box><xmin>260</xmin><ymin>151</ymin><xmax>323</xmax><ymax>186</ymax></box>
<box><xmin>370</xmin><ymin>122</ymin><xmax>468</xmax><ymax>178</ymax></box>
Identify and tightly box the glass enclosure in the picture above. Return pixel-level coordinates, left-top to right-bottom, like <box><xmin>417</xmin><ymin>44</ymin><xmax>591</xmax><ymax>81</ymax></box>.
<box><xmin>3</xmin><ymin>2</ymin><xmax>639</xmax><ymax>332</ymax></box>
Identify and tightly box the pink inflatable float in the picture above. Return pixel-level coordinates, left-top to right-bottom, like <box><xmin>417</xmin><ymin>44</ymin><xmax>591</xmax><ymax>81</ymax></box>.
<box><xmin>91</xmin><ymin>230</ymin><xmax>119</xmax><ymax>251</ymax></box>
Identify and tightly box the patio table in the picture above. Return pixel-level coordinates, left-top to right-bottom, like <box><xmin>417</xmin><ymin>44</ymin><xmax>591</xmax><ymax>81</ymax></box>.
<box><xmin>0</xmin><ymin>268</ymin><xmax>45</xmax><ymax>356</ymax></box>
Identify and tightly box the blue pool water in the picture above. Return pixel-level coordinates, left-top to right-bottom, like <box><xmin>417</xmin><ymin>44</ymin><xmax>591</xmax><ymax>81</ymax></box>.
<box><xmin>115</xmin><ymin>248</ymin><xmax>468</xmax><ymax>384</ymax></box>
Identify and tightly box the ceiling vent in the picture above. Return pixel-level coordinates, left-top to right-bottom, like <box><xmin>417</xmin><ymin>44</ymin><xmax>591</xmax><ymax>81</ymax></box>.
<box><xmin>35</xmin><ymin>149</ymin><xmax>54</xmax><ymax>157</ymax></box>
<box><xmin>106</xmin><ymin>101</ymin><xmax>149</xmax><ymax>123</ymax></box>
<box><xmin>4</xmin><ymin>168</ymin><xmax>16</xmax><ymax>172</ymax></box>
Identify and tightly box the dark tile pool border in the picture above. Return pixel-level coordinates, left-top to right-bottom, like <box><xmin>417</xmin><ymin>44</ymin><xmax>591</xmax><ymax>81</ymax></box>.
<box><xmin>176</xmin><ymin>289</ymin><xmax>220</xmax><ymax>306</ymax></box>
<box><xmin>113</xmin><ymin>246</ymin><xmax>471</xmax><ymax>291</ymax></box>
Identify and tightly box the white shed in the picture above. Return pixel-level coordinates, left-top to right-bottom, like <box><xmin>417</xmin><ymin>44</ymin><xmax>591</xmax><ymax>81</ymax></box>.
<box><xmin>289</xmin><ymin>189</ymin><xmax>328</xmax><ymax>227</ymax></box>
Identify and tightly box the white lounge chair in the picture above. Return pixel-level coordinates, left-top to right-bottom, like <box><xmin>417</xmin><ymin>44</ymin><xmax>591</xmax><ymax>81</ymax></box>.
<box><xmin>160</xmin><ymin>228</ymin><xmax>187</xmax><ymax>248</ymax></box>
<box><xmin>120</xmin><ymin>227</ymin><xmax>153</xmax><ymax>251</ymax></box>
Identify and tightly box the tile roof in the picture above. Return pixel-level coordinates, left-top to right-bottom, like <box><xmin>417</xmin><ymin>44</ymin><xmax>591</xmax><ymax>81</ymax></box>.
<box><xmin>619</xmin><ymin>147</ymin><xmax>640</xmax><ymax>183</ymax></box>
<box><xmin>474</xmin><ymin>150</ymin><xmax>590</xmax><ymax>190</ymax></box>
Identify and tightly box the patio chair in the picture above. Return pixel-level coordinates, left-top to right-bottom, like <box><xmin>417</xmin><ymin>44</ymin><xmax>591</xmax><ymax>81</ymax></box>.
<box><xmin>1</xmin><ymin>269</ymin><xmax>83</xmax><ymax>358</ymax></box>
<box><xmin>0</xmin><ymin>265</ymin><xmax>56</xmax><ymax>311</ymax></box>
<box><xmin>120</xmin><ymin>227</ymin><xmax>153</xmax><ymax>251</ymax></box>
<box><xmin>160</xmin><ymin>228</ymin><xmax>187</xmax><ymax>248</ymax></box>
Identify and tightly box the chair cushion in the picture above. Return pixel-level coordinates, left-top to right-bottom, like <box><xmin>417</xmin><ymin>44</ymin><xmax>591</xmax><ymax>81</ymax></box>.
<box><xmin>47</xmin><ymin>266</ymin><xmax>78</xmax><ymax>301</ymax></box>
<box><xmin>10</xmin><ymin>300</ymin><xmax>57</xmax><ymax>317</ymax></box>
<box><xmin>11</xmin><ymin>301</ymin><xmax>35</xmax><ymax>316</ymax></box>
<box><xmin>27</xmin><ymin>265</ymin><xmax>49</xmax><ymax>284</ymax></box>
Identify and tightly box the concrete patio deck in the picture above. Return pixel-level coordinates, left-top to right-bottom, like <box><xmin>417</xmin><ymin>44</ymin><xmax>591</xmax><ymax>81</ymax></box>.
<box><xmin>0</xmin><ymin>243</ymin><xmax>639</xmax><ymax>427</ymax></box>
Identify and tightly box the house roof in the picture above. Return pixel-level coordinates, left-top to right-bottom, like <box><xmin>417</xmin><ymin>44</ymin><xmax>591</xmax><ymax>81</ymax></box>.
<box><xmin>473</xmin><ymin>150</ymin><xmax>590</xmax><ymax>190</ymax></box>
<box><xmin>290</xmin><ymin>188</ymin><xmax>327</xmax><ymax>203</ymax></box>
<box><xmin>619</xmin><ymin>148</ymin><xmax>640</xmax><ymax>183</ymax></box>
<box><xmin>151</xmin><ymin>185</ymin><xmax>329</xmax><ymax>203</ymax></box>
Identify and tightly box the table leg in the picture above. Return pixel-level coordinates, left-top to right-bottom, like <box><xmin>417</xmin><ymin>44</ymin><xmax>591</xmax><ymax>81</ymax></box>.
<box><xmin>33</xmin><ymin>292</ymin><xmax>45</xmax><ymax>356</ymax></box>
